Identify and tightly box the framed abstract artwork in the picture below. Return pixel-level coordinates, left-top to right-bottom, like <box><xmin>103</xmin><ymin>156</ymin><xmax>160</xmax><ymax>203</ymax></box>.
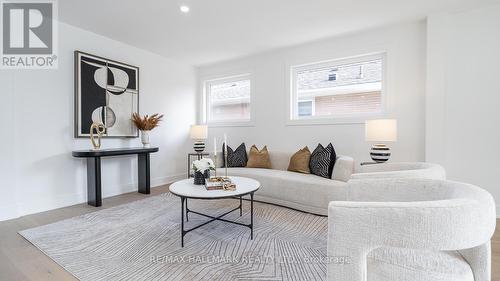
<box><xmin>74</xmin><ymin>51</ymin><xmax>139</xmax><ymax>138</ymax></box>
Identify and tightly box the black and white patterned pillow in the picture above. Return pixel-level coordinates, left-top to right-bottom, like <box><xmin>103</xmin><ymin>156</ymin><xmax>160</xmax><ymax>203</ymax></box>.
<box><xmin>309</xmin><ymin>143</ymin><xmax>337</xmax><ymax>179</ymax></box>
<box><xmin>222</xmin><ymin>143</ymin><xmax>248</xmax><ymax>167</ymax></box>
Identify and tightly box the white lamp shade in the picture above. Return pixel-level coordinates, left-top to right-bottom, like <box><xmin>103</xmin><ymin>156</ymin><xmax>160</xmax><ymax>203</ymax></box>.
<box><xmin>365</xmin><ymin>119</ymin><xmax>397</xmax><ymax>142</ymax></box>
<box><xmin>190</xmin><ymin>125</ymin><xmax>208</xmax><ymax>140</ymax></box>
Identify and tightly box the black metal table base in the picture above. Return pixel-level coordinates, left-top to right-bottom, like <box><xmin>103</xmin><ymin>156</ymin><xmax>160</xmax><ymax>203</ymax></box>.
<box><xmin>180</xmin><ymin>193</ymin><xmax>254</xmax><ymax>247</ymax></box>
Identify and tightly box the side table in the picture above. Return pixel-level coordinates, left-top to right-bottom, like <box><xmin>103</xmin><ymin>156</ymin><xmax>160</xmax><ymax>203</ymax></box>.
<box><xmin>72</xmin><ymin>147</ymin><xmax>159</xmax><ymax>207</ymax></box>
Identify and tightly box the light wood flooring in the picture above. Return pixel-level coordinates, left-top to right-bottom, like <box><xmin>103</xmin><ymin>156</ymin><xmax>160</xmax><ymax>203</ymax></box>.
<box><xmin>0</xmin><ymin>186</ymin><xmax>499</xmax><ymax>281</ymax></box>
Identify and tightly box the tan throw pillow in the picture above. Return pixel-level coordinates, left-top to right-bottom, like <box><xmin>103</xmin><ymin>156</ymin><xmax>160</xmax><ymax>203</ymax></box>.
<box><xmin>288</xmin><ymin>147</ymin><xmax>311</xmax><ymax>174</ymax></box>
<box><xmin>246</xmin><ymin>145</ymin><xmax>272</xmax><ymax>169</ymax></box>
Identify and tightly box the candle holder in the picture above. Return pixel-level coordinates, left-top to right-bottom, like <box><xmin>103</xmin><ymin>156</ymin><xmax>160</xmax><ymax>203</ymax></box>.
<box><xmin>224</xmin><ymin>147</ymin><xmax>229</xmax><ymax>179</ymax></box>
<box><xmin>213</xmin><ymin>154</ymin><xmax>217</xmax><ymax>178</ymax></box>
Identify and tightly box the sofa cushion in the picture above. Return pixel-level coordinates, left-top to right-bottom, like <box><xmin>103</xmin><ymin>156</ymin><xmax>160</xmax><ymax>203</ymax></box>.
<box><xmin>222</xmin><ymin>143</ymin><xmax>247</xmax><ymax>167</ymax></box>
<box><xmin>246</xmin><ymin>145</ymin><xmax>272</xmax><ymax>169</ymax></box>
<box><xmin>310</xmin><ymin>143</ymin><xmax>336</xmax><ymax>178</ymax></box>
<box><xmin>268</xmin><ymin>151</ymin><xmax>294</xmax><ymax>170</ymax></box>
<box><xmin>368</xmin><ymin>248</ymin><xmax>474</xmax><ymax>281</ymax></box>
<box><xmin>226</xmin><ymin>167</ymin><xmax>347</xmax><ymax>215</ymax></box>
<box><xmin>331</xmin><ymin>156</ymin><xmax>354</xmax><ymax>182</ymax></box>
<box><xmin>287</xmin><ymin>146</ymin><xmax>311</xmax><ymax>174</ymax></box>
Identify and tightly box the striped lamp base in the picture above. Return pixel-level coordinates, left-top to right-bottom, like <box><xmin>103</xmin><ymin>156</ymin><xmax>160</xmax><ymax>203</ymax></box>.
<box><xmin>193</xmin><ymin>141</ymin><xmax>206</xmax><ymax>153</ymax></box>
<box><xmin>370</xmin><ymin>144</ymin><xmax>391</xmax><ymax>163</ymax></box>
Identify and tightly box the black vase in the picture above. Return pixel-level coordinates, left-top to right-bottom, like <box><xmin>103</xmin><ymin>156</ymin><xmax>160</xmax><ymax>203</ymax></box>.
<box><xmin>193</xmin><ymin>170</ymin><xmax>209</xmax><ymax>185</ymax></box>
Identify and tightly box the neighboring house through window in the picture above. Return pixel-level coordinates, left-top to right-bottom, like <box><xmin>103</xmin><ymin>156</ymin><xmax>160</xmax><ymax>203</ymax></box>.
<box><xmin>203</xmin><ymin>74</ymin><xmax>252</xmax><ymax>124</ymax></box>
<box><xmin>290</xmin><ymin>53</ymin><xmax>385</xmax><ymax>122</ymax></box>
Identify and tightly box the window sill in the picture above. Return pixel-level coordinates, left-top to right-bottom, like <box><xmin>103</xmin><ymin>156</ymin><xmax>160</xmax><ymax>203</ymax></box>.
<box><xmin>286</xmin><ymin>114</ymin><xmax>384</xmax><ymax>126</ymax></box>
<box><xmin>206</xmin><ymin>121</ymin><xmax>255</xmax><ymax>128</ymax></box>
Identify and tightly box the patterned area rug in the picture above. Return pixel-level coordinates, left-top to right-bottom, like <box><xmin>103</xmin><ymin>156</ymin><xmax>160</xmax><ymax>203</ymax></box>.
<box><xmin>19</xmin><ymin>193</ymin><xmax>327</xmax><ymax>281</ymax></box>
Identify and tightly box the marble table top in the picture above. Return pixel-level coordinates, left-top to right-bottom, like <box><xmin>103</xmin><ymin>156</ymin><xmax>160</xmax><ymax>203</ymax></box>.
<box><xmin>169</xmin><ymin>176</ymin><xmax>260</xmax><ymax>199</ymax></box>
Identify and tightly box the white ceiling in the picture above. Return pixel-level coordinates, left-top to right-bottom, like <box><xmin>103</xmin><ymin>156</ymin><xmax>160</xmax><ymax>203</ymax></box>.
<box><xmin>59</xmin><ymin>0</ymin><xmax>496</xmax><ymax>66</ymax></box>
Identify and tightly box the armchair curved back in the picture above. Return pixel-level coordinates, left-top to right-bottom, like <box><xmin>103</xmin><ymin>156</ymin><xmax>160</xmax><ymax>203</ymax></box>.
<box><xmin>328</xmin><ymin>178</ymin><xmax>497</xmax><ymax>281</ymax></box>
<box><xmin>342</xmin><ymin>179</ymin><xmax>496</xmax><ymax>249</ymax></box>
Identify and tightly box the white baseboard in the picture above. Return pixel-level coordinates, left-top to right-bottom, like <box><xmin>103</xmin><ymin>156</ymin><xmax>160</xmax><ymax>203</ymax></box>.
<box><xmin>0</xmin><ymin>203</ymin><xmax>20</xmax><ymax>222</ymax></box>
<box><xmin>151</xmin><ymin>173</ymin><xmax>184</xmax><ymax>188</ymax></box>
<box><xmin>17</xmin><ymin>192</ymin><xmax>87</xmax><ymax>219</ymax></box>
<box><xmin>0</xmin><ymin>174</ymin><xmax>185</xmax><ymax>222</ymax></box>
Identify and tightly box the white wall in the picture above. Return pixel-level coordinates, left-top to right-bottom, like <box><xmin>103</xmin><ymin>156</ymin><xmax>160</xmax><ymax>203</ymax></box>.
<box><xmin>198</xmin><ymin>21</ymin><xmax>427</xmax><ymax>166</ymax></box>
<box><xmin>426</xmin><ymin>4</ymin><xmax>500</xmax><ymax>216</ymax></box>
<box><xmin>0</xmin><ymin>71</ymin><xmax>16</xmax><ymax>220</ymax></box>
<box><xmin>0</xmin><ymin>22</ymin><xmax>196</xmax><ymax>221</ymax></box>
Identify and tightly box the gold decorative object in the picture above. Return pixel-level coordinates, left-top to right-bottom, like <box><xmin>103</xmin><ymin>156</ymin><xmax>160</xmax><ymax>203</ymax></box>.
<box><xmin>223</xmin><ymin>183</ymin><xmax>236</xmax><ymax>191</ymax></box>
<box><xmin>207</xmin><ymin>177</ymin><xmax>230</xmax><ymax>183</ymax></box>
<box><xmin>90</xmin><ymin>122</ymin><xmax>105</xmax><ymax>150</ymax></box>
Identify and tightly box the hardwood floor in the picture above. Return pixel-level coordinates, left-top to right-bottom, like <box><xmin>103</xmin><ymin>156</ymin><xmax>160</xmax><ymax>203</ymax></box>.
<box><xmin>0</xmin><ymin>185</ymin><xmax>170</xmax><ymax>281</ymax></box>
<box><xmin>0</xmin><ymin>186</ymin><xmax>499</xmax><ymax>281</ymax></box>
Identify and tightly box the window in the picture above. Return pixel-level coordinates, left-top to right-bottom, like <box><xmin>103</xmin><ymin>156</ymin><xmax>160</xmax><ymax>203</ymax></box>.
<box><xmin>328</xmin><ymin>70</ymin><xmax>338</xmax><ymax>81</ymax></box>
<box><xmin>290</xmin><ymin>54</ymin><xmax>384</xmax><ymax>121</ymax></box>
<box><xmin>204</xmin><ymin>74</ymin><xmax>252</xmax><ymax>124</ymax></box>
<box><xmin>298</xmin><ymin>100</ymin><xmax>314</xmax><ymax>117</ymax></box>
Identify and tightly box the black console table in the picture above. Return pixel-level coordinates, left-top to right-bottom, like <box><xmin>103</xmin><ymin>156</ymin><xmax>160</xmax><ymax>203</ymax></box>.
<box><xmin>72</xmin><ymin>147</ymin><xmax>159</xmax><ymax>207</ymax></box>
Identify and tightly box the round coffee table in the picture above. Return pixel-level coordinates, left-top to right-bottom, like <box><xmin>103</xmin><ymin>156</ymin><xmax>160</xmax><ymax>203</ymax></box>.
<box><xmin>169</xmin><ymin>176</ymin><xmax>260</xmax><ymax>247</ymax></box>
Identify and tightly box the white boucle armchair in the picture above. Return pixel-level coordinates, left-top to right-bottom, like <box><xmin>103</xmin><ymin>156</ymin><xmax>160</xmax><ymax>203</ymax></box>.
<box><xmin>327</xmin><ymin>178</ymin><xmax>496</xmax><ymax>281</ymax></box>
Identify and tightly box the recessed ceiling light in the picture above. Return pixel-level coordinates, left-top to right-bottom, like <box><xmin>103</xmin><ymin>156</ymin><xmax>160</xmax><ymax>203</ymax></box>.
<box><xmin>180</xmin><ymin>5</ymin><xmax>190</xmax><ymax>13</ymax></box>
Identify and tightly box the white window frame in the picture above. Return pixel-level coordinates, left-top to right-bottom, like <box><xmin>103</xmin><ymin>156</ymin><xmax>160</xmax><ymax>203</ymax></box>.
<box><xmin>287</xmin><ymin>53</ymin><xmax>387</xmax><ymax>126</ymax></box>
<box><xmin>202</xmin><ymin>73</ymin><xmax>255</xmax><ymax>127</ymax></box>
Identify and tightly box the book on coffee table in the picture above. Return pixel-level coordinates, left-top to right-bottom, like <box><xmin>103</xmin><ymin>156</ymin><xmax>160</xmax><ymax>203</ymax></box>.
<box><xmin>205</xmin><ymin>177</ymin><xmax>235</xmax><ymax>191</ymax></box>
<box><xmin>205</xmin><ymin>180</ymin><xmax>224</xmax><ymax>190</ymax></box>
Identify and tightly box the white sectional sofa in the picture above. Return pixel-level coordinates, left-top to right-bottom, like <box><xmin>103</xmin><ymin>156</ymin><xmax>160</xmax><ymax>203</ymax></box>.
<box><xmin>222</xmin><ymin>151</ymin><xmax>445</xmax><ymax>216</ymax></box>
<box><xmin>224</xmin><ymin>152</ymin><xmax>355</xmax><ymax>215</ymax></box>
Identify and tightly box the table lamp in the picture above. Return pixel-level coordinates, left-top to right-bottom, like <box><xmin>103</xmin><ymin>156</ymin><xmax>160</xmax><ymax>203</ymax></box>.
<box><xmin>190</xmin><ymin>125</ymin><xmax>208</xmax><ymax>153</ymax></box>
<box><xmin>365</xmin><ymin>119</ymin><xmax>397</xmax><ymax>163</ymax></box>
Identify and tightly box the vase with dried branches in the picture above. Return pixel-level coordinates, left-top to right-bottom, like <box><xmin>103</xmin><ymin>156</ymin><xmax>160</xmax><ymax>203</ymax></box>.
<box><xmin>131</xmin><ymin>113</ymin><xmax>164</xmax><ymax>147</ymax></box>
